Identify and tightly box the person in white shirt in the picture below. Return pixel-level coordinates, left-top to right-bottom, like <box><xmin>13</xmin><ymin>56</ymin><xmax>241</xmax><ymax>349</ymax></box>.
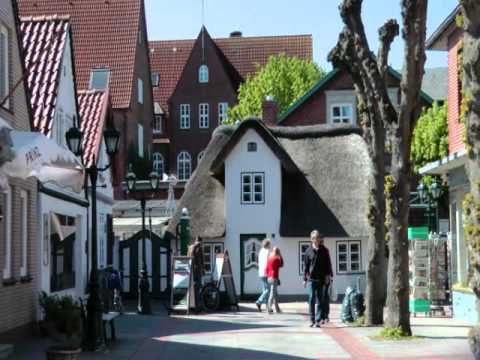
<box><xmin>256</xmin><ymin>239</ymin><xmax>271</xmax><ymax>311</ymax></box>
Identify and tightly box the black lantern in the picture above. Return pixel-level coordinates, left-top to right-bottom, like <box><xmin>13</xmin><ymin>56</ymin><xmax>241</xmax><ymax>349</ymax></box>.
<box><xmin>431</xmin><ymin>180</ymin><xmax>441</xmax><ymax>200</ymax></box>
<box><xmin>149</xmin><ymin>171</ymin><xmax>160</xmax><ymax>190</ymax></box>
<box><xmin>65</xmin><ymin>126</ymin><xmax>83</xmax><ymax>156</ymax></box>
<box><xmin>125</xmin><ymin>166</ymin><xmax>137</xmax><ymax>192</ymax></box>
<box><xmin>417</xmin><ymin>182</ymin><xmax>426</xmax><ymax>204</ymax></box>
<box><xmin>103</xmin><ymin>127</ymin><xmax>120</xmax><ymax>156</ymax></box>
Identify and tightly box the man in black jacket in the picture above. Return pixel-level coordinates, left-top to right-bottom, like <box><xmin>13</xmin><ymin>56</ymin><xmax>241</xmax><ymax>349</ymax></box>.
<box><xmin>303</xmin><ymin>230</ymin><xmax>333</xmax><ymax>327</ymax></box>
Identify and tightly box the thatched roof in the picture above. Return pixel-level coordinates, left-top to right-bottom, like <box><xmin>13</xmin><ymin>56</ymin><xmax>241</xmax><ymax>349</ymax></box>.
<box><xmin>166</xmin><ymin>119</ymin><xmax>371</xmax><ymax>239</ymax></box>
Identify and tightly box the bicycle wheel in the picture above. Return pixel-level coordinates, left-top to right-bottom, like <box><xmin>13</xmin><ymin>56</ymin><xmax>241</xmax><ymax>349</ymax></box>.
<box><xmin>201</xmin><ymin>284</ymin><xmax>220</xmax><ymax>312</ymax></box>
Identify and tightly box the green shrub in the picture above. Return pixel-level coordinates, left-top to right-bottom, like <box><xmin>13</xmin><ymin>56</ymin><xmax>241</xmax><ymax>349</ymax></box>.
<box><xmin>373</xmin><ymin>327</ymin><xmax>415</xmax><ymax>341</ymax></box>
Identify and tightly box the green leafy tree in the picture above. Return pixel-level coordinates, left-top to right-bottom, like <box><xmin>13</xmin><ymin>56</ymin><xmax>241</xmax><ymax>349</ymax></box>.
<box><xmin>126</xmin><ymin>142</ymin><xmax>152</xmax><ymax>179</ymax></box>
<box><xmin>411</xmin><ymin>102</ymin><xmax>448</xmax><ymax>172</ymax></box>
<box><xmin>227</xmin><ymin>54</ymin><xmax>325</xmax><ymax>123</ymax></box>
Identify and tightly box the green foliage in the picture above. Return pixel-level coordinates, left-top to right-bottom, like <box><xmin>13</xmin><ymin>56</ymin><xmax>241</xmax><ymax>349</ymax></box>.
<box><xmin>38</xmin><ymin>291</ymin><xmax>83</xmax><ymax>344</ymax></box>
<box><xmin>227</xmin><ymin>54</ymin><xmax>326</xmax><ymax>123</ymax></box>
<box><xmin>411</xmin><ymin>102</ymin><xmax>448</xmax><ymax>172</ymax></box>
<box><xmin>127</xmin><ymin>142</ymin><xmax>152</xmax><ymax>179</ymax></box>
<box><xmin>373</xmin><ymin>327</ymin><xmax>415</xmax><ymax>340</ymax></box>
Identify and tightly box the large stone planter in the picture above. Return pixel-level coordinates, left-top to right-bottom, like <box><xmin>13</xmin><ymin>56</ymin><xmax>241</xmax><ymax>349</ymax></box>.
<box><xmin>45</xmin><ymin>345</ymin><xmax>81</xmax><ymax>360</ymax></box>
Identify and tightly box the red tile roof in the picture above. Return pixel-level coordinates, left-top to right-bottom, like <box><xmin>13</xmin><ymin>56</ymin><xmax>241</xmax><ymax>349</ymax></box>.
<box><xmin>149</xmin><ymin>33</ymin><xmax>312</xmax><ymax>113</ymax></box>
<box><xmin>78</xmin><ymin>89</ymin><xmax>109</xmax><ymax>167</ymax></box>
<box><xmin>19</xmin><ymin>15</ymin><xmax>70</xmax><ymax>135</ymax></box>
<box><xmin>17</xmin><ymin>0</ymin><xmax>143</xmax><ymax>109</ymax></box>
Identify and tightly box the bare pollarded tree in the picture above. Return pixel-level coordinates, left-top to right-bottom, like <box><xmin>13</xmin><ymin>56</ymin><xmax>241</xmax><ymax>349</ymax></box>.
<box><xmin>458</xmin><ymin>1</ymin><xmax>480</xmax><ymax>356</ymax></box>
<box><xmin>328</xmin><ymin>0</ymin><xmax>427</xmax><ymax>333</ymax></box>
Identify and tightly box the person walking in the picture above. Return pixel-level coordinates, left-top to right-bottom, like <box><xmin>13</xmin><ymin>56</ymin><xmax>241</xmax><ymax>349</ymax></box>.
<box><xmin>255</xmin><ymin>239</ymin><xmax>271</xmax><ymax>312</ymax></box>
<box><xmin>303</xmin><ymin>230</ymin><xmax>333</xmax><ymax>327</ymax></box>
<box><xmin>187</xmin><ymin>236</ymin><xmax>205</xmax><ymax>312</ymax></box>
<box><xmin>266</xmin><ymin>247</ymin><xmax>283</xmax><ymax>314</ymax></box>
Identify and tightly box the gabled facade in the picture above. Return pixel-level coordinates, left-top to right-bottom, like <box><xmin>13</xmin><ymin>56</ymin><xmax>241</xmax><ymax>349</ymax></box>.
<box><xmin>19</xmin><ymin>16</ymin><xmax>89</xmax><ymax>300</ymax></box>
<box><xmin>277</xmin><ymin>67</ymin><xmax>435</xmax><ymax>127</ymax></box>
<box><xmin>149</xmin><ymin>30</ymin><xmax>312</xmax><ymax>186</ymax></box>
<box><xmin>17</xmin><ymin>0</ymin><xmax>155</xmax><ymax>200</ymax></box>
<box><xmin>167</xmin><ymin>119</ymin><xmax>371</xmax><ymax>298</ymax></box>
<box><xmin>0</xmin><ymin>0</ymin><xmax>38</xmax><ymax>340</ymax></box>
<box><xmin>167</xmin><ymin>27</ymin><xmax>242</xmax><ymax>182</ymax></box>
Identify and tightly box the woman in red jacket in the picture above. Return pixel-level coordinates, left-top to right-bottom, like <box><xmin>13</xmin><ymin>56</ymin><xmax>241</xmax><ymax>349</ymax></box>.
<box><xmin>266</xmin><ymin>247</ymin><xmax>284</xmax><ymax>314</ymax></box>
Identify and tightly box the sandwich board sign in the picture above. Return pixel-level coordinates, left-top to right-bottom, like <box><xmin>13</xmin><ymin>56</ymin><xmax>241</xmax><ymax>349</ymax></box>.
<box><xmin>169</xmin><ymin>256</ymin><xmax>193</xmax><ymax>314</ymax></box>
<box><xmin>214</xmin><ymin>251</ymin><xmax>239</xmax><ymax>310</ymax></box>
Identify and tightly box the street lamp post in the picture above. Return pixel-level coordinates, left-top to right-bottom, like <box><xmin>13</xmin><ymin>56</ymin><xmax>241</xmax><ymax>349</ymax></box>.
<box><xmin>66</xmin><ymin>121</ymin><xmax>120</xmax><ymax>351</ymax></box>
<box><xmin>124</xmin><ymin>167</ymin><xmax>161</xmax><ymax>315</ymax></box>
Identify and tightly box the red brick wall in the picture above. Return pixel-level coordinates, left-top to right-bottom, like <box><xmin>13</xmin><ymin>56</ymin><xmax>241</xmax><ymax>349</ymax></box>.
<box><xmin>447</xmin><ymin>28</ymin><xmax>465</xmax><ymax>155</ymax></box>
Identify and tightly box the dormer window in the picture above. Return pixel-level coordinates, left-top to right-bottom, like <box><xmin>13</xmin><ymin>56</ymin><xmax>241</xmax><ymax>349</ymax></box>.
<box><xmin>89</xmin><ymin>69</ymin><xmax>110</xmax><ymax>90</ymax></box>
<box><xmin>199</xmin><ymin>64</ymin><xmax>209</xmax><ymax>83</ymax></box>
<box><xmin>151</xmin><ymin>73</ymin><xmax>160</xmax><ymax>87</ymax></box>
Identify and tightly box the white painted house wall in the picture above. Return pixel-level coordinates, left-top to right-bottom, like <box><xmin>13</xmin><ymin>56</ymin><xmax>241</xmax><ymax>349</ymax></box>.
<box><xmin>37</xmin><ymin>32</ymin><xmax>88</xmax><ymax>302</ymax></box>
<box><xmin>224</xmin><ymin>129</ymin><xmax>282</xmax><ymax>296</ymax></box>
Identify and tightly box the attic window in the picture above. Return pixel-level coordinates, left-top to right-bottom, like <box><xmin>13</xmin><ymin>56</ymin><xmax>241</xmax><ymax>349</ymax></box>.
<box><xmin>199</xmin><ymin>65</ymin><xmax>209</xmax><ymax>83</ymax></box>
<box><xmin>247</xmin><ymin>142</ymin><xmax>257</xmax><ymax>152</ymax></box>
<box><xmin>89</xmin><ymin>69</ymin><xmax>110</xmax><ymax>90</ymax></box>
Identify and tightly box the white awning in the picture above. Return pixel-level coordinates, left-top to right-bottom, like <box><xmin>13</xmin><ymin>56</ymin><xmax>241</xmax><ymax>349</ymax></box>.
<box><xmin>0</xmin><ymin>130</ymin><xmax>84</xmax><ymax>192</ymax></box>
<box><xmin>419</xmin><ymin>149</ymin><xmax>466</xmax><ymax>175</ymax></box>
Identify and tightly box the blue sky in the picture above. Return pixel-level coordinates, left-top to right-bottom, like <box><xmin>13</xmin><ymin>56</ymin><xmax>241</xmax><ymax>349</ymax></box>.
<box><xmin>145</xmin><ymin>0</ymin><xmax>458</xmax><ymax>71</ymax></box>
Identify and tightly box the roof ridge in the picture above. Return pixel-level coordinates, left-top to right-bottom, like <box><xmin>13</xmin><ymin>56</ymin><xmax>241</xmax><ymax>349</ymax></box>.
<box><xmin>77</xmin><ymin>89</ymin><xmax>107</xmax><ymax>96</ymax></box>
<box><xmin>149</xmin><ymin>33</ymin><xmax>312</xmax><ymax>44</ymax></box>
<box><xmin>20</xmin><ymin>14</ymin><xmax>71</xmax><ymax>22</ymax></box>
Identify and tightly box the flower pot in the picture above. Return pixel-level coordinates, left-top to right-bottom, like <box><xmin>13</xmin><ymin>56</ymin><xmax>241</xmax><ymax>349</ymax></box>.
<box><xmin>45</xmin><ymin>345</ymin><xmax>81</xmax><ymax>360</ymax></box>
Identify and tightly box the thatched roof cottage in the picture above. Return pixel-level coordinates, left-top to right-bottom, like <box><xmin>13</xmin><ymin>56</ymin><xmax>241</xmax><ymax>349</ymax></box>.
<box><xmin>167</xmin><ymin>118</ymin><xmax>372</xmax><ymax>298</ymax></box>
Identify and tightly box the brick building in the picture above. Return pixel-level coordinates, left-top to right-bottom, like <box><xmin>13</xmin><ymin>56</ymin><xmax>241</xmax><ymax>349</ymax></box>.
<box><xmin>17</xmin><ymin>0</ymin><xmax>155</xmax><ymax>200</ymax></box>
<box><xmin>420</xmin><ymin>6</ymin><xmax>470</xmax><ymax>300</ymax></box>
<box><xmin>149</xmin><ymin>28</ymin><xmax>312</xmax><ymax>184</ymax></box>
<box><xmin>0</xmin><ymin>0</ymin><xmax>38</xmax><ymax>341</ymax></box>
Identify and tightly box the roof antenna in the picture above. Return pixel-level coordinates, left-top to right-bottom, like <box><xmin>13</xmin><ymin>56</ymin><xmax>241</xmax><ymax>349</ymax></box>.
<box><xmin>201</xmin><ymin>0</ymin><xmax>206</xmax><ymax>62</ymax></box>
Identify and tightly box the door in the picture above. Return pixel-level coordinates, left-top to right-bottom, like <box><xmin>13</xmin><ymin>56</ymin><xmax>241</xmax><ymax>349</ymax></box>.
<box><xmin>240</xmin><ymin>234</ymin><xmax>266</xmax><ymax>297</ymax></box>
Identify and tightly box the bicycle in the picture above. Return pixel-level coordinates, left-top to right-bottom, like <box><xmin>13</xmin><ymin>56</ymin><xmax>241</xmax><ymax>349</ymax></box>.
<box><xmin>200</xmin><ymin>274</ymin><xmax>221</xmax><ymax>312</ymax></box>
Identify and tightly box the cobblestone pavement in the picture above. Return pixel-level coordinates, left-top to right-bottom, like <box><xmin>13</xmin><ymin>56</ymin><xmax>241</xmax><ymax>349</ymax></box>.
<box><xmin>9</xmin><ymin>301</ymin><xmax>474</xmax><ymax>360</ymax></box>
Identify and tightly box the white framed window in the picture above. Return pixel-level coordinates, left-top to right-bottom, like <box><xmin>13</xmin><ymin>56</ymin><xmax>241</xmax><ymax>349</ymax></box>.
<box><xmin>2</xmin><ymin>185</ymin><xmax>12</xmax><ymax>279</ymax></box>
<box><xmin>138</xmin><ymin>78</ymin><xmax>144</xmax><ymax>104</ymax></box>
<box><xmin>153</xmin><ymin>114</ymin><xmax>163</xmax><ymax>134</ymax></box>
<box><xmin>151</xmin><ymin>73</ymin><xmax>160</xmax><ymax>87</ymax></box>
<box><xmin>197</xmin><ymin>150</ymin><xmax>205</xmax><ymax>164</ymax></box>
<box><xmin>337</xmin><ymin>240</ymin><xmax>362</xmax><ymax>274</ymax></box>
<box><xmin>241</xmin><ymin>172</ymin><xmax>264</xmax><ymax>204</ymax></box>
<box><xmin>20</xmin><ymin>190</ymin><xmax>28</xmax><ymax>277</ymax></box>
<box><xmin>137</xmin><ymin>124</ymin><xmax>144</xmax><ymax>158</ymax></box>
<box><xmin>218</xmin><ymin>102</ymin><xmax>228</xmax><ymax>124</ymax></box>
<box><xmin>0</xmin><ymin>25</ymin><xmax>9</xmax><ymax>109</ymax></box>
<box><xmin>177</xmin><ymin>151</ymin><xmax>191</xmax><ymax>181</ymax></box>
<box><xmin>180</xmin><ymin>104</ymin><xmax>190</xmax><ymax>129</ymax></box>
<box><xmin>199</xmin><ymin>103</ymin><xmax>209</xmax><ymax>128</ymax></box>
<box><xmin>199</xmin><ymin>64</ymin><xmax>209</xmax><ymax>83</ymax></box>
<box><xmin>331</xmin><ymin>104</ymin><xmax>354</xmax><ymax>124</ymax></box>
<box><xmin>202</xmin><ymin>243</ymin><xmax>224</xmax><ymax>274</ymax></box>
<box><xmin>244</xmin><ymin>238</ymin><xmax>261</xmax><ymax>269</ymax></box>
<box><xmin>89</xmin><ymin>69</ymin><xmax>110</xmax><ymax>90</ymax></box>
<box><xmin>247</xmin><ymin>142</ymin><xmax>257</xmax><ymax>152</ymax></box>
<box><xmin>299</xmin><ymin>242</ymin><xmax>310</xmax><ymax>275</ymax></box>
<box><xmin>152</xmin><ymin>152</ymin><xmax>164</xmax><ymax>175</ymax></box>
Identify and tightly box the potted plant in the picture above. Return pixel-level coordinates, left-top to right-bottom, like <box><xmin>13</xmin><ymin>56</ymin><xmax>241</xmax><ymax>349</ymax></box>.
<box><xmin>38</xmin><ymin>292</ymin><xmax>83</xmax><ymax>360</ymax></box>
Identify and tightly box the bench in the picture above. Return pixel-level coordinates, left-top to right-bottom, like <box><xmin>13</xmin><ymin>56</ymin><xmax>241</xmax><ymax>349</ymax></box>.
<box><xmin>102</xmin><ymin>311</ymin><xmax>120</xmax><ymax>344</ymax></box>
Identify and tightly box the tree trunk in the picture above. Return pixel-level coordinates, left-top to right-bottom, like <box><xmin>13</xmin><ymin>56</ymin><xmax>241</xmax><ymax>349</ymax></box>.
<box><xmin>459</xmin><ymin>2</ymin><xmax>480</xmax><ymax>357</ymax></box>
<box><xmin>385</xmin><ymin>0</ymin><xmax>428</xmax><ymax>335</ymax></box>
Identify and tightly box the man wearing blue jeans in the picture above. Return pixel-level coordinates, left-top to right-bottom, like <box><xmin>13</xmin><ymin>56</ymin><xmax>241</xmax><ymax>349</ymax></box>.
<box><xmin>256</xmin><ymin>239</ymin><xmax>271</xmax><ymax>311</ymax></box>
<box><xmin>303</xmin><ymin>231</ymin><xmax>333</xmax><ymax>327</ymax></box>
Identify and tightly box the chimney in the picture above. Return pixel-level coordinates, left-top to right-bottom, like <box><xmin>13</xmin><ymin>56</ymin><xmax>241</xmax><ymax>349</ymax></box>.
<box><xmin>262</xmin><ymin>95</ymin><xmax>278</xmax><ymax>126</ymax></box>
<box><xmin>230</xmin><ymin>31</ymin><xmax>242</xmax><ymax>38</ymax></box>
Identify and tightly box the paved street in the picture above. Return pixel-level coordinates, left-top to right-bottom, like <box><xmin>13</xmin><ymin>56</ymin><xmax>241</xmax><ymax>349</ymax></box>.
<box><xmin>9</xmin><ymin>301</ymin><xmax>473</xmax><ymax>360</ymax></box>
